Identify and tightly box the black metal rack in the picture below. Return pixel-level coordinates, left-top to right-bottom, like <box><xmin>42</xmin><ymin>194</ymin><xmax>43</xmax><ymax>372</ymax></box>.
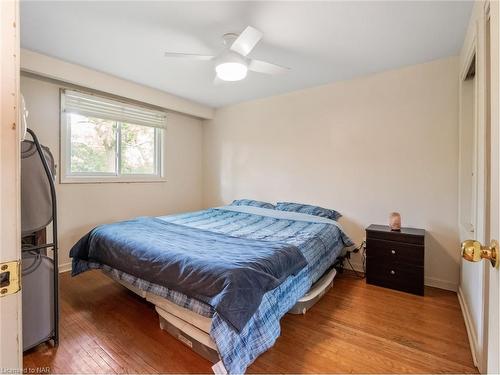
<box><xmin>21</xmin><ymin>128</ymin><xmax>59</xmax><ymax>346</ymax></box>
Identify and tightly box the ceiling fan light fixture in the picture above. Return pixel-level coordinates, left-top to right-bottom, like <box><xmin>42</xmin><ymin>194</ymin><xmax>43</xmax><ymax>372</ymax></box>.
<box><xmin>215</xmin><ymin>62</ymin><xmax>248</xmax><ymax>81</ymax></box>
<box><xmin>165</xmin><ymin>26</ymin><xmax>290</xmax><ymax>84</ymax></box>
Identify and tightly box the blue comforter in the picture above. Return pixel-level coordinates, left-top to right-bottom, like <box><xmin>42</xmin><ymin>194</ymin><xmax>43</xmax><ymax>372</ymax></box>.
<box><xmin>70</xmin><ymin>216</ymin><xmax>307</xmax><ymax>331</ymax></box>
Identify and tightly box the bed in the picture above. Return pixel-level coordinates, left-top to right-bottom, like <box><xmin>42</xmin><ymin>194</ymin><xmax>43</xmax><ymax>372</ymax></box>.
<box><xmin>70</xmin><ymin>204</ymin><xmax>353</xmax><ymax>374</ymax></box>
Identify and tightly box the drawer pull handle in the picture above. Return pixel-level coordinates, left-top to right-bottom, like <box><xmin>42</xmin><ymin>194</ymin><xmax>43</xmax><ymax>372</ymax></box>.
<box><xmin>391</xmin><ymin>250</ymin><xmax>396</xmax><ymax>255</ymax></box>
<box><xmin>390</xmin><ymin>270</ymin><xmax>396</xmax><ymax>275</ymax></box>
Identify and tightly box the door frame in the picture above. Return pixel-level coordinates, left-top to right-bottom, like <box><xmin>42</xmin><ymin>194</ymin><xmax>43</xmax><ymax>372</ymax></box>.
<box><xmin>0</xmin><ymin>0</ymin><xmax>22</xmax><ymax>370</ymax></box>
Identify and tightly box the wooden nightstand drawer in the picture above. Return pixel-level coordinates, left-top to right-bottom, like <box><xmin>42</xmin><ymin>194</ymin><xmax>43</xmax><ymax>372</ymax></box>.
<box><xmin>366</xmin><ymin>258</ymin><xmax>424</xmax><ymax>295</ymax></box>
<box><xmin>365</xmin><ymin>224</ymin><xmax>425</xmax><ymax>296</ymax></box>
<box><xmin>366</xmin><ymin>238</ymin><xmax>424</xmax><ymax>266</ymax></box>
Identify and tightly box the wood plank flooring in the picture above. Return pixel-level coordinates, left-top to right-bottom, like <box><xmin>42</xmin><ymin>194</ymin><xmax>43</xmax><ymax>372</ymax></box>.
<box><xmin>23</xmin><ymin>270</ymin><xmax>477</xmax><ymax>374</ymax></box>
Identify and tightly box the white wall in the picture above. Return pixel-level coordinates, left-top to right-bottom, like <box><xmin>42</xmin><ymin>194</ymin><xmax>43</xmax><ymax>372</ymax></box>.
<box><xmin>203</xmin><ymin>57</ymin><xmax>460</xmax><ymax>291</ymax></box>
<box><xmin>21</xmin><ymin>75</ymin><xmax>204</xmax><ymax>270</ymax></box>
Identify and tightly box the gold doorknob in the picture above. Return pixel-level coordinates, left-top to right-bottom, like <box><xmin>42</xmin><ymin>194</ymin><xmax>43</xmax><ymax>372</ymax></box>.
<box><xmin>461</xmin><ymin>239</ymin><xmax>499</xmax><ymax>268</ymax></box>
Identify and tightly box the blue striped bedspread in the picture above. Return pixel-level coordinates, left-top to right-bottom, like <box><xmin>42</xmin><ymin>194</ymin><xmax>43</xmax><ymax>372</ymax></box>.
<box><xmin>82</xmin><ymin>206</ymin><xmax>353</xmax><ymax>373</ymax></box>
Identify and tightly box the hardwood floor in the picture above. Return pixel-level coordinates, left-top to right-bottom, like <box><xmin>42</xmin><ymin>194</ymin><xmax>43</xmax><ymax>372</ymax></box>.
<box><xmin>24</xmin><ymin>270</ymin><xmax>477</xmax><ymax>374</ymax></box>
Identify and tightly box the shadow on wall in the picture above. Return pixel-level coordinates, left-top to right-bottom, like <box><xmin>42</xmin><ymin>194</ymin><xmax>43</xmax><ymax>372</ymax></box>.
<box><xmin>424</xmin><ymin>223</ymin><xmax>461</xmax><ymax>288</ymax></box>
<box><xmin>335</xmin><ymin>215</ymin><xmax>366</xmax><ymax>266</ymax></box>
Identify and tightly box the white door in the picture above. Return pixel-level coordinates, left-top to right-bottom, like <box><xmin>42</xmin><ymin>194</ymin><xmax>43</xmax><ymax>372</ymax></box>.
<box><xmin>486</xmin><ymin>2</ymin><xmax>499</xmax><ymax>373</ymax></box>
<box><xmin>459</xmin><ymin>1</ymin><xmax>499</xmax><ymax>373</ymax></box>
<box><xmin>0</xmin><ymin>0</ymin><xmax>22</xmax><ymax>371</ymax></box>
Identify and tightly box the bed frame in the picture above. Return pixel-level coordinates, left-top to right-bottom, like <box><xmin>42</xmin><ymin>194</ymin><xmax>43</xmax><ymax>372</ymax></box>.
<box><xmin>104</xmin><ymin>266</ymin><xmax>337</xmax><ymax>367</ymax></box>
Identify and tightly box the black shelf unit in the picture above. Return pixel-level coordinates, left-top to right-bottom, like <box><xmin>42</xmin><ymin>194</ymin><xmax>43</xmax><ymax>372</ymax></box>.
<box><xmin>22</xmin><ymin>128</ymin><xmax>59</xmax><ymax>347</ymax></box>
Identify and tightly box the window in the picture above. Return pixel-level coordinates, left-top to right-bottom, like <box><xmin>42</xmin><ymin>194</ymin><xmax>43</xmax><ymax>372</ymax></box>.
<box><xmin>60</xmin><ymin>90</ymin><xmax>166</xmax><ymax>183</ymax></box>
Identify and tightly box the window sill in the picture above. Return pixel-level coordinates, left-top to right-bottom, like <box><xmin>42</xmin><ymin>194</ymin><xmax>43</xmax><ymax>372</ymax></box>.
<box><xmin>60</xmin><ymin>176</ymin><xmax>167</xmax><ymax>184</ymax></box>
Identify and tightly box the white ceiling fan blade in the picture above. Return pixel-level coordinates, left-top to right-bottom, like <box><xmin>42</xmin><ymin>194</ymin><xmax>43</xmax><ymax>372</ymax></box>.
<box><xmin>248</xmin><ymin>59</ymin><xmax>290</xmax><ymax>75</ymax></box>
<box><xmin>230</xmin><ymin>26</ymin><xmax>263</xmax><ymax>56</ymax></box>
<box><xmin>164</xmin><ymin>52</ymin><xmax>214</xmax><ymax>61</ymax></box>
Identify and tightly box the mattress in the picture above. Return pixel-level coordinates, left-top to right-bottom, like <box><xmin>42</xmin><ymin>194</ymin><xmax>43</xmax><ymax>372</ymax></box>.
<box><xmin>78</xmin><ymin>205</ymin><xmax>352</xmax><ymax>373</ymax></box>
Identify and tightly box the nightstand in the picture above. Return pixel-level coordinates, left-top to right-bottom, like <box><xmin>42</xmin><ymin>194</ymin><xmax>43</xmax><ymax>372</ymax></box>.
<box><xmin>365</xmin><ymin>224</ymin><xmax>425</xmax><ymax>296</ymax></box>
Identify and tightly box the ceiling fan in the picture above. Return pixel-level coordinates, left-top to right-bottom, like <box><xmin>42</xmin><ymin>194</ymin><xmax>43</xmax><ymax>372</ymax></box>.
<box><xmin>164</xmin><ymin>26</ymin><xmax>290</xmax><ymax>82</ymax></box>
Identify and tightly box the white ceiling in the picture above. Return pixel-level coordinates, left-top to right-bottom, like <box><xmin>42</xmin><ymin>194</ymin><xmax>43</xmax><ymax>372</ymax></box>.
<box><xmin>21</xmin><ymin>1</ymin><xmax>473</xmax><ymax>108</ymax></box>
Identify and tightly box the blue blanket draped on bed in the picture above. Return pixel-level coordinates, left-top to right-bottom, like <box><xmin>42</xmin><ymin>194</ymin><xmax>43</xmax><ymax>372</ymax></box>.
<box><xmin>70</xmin><ymin>216</ymin><xmax>307</xmax><ymax>332</ymax></box>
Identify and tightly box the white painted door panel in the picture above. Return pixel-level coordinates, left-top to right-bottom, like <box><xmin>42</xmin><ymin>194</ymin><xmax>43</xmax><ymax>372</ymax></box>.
<box><xmin>459</xmin><ymin>2</ymin><xmax>500</xmax><ymax>373</ymax></box>
<box><xmin>486</xmin><ymin>1</ymin><xmax>499</xmax><ymax>373</ymax></box>
<box><xmin>0</xmin><ymin>0</ymin><xmax>22</xmax><ymax>371</ymax></box>
<box><xmin>458</xmin><ymin>7</ymin><xmax>488</xmax><ymax>369</ymax></box>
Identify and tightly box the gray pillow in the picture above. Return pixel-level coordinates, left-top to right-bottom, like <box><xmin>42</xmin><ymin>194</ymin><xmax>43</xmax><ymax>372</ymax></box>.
<box><xmin>231</xmin><ymin>199</ymin><xmax>275</xmax><ymax>209</ymax></box>
<box><xmin>276</xmin><ymin>202</ymin><xmax>341</xmax><ymax>220</ymax></box>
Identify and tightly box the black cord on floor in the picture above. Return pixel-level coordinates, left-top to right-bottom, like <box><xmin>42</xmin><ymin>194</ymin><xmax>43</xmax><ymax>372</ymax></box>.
<box><xmin>346</xmin><ymin>257</ymin><xmax>365</xmax><ymax>279</ymax></box>
<box><xmin>344</xmin><ymin>241</ymin><xmax>366</xmax><ymax>279</ymax></box>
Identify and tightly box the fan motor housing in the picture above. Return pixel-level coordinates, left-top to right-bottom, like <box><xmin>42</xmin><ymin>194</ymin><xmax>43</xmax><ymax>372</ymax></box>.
<box><xmin>222</xmin><ymin>33</ymin><xmax>239</xmax><ymax>46</ymax></box>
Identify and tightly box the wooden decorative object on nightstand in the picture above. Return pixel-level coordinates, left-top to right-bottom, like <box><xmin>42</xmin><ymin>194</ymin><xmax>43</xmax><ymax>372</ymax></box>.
<box><xmin>366</xmin><ymin>224</ymin><xmax>425</xmax><ymax>296</ymax></box>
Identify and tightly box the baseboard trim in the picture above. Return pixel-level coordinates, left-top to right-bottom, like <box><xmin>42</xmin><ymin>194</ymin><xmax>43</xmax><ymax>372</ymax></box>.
<box><xmin>424</xmin><ymin>276</ymin><xmax>457</xmax><ymax>292</ymax></box>
<box><xmin>457</xmin><ymin>286</ymin><xmax>479</xmax><ymax>369</ymax></box>
<box><xmin>59</xmin><ymin>261</ymin><xmax>71</xmax><ymax>274</ymax></box>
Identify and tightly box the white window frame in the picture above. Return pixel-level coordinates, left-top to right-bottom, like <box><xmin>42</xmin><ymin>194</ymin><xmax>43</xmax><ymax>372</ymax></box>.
<box><xmin>60</xmin><ymin>89</ymin><xmax>166</xmax><ymax>183</ymax></box>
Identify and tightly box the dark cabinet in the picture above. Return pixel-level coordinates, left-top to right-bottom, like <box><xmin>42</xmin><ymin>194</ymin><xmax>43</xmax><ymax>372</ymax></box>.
<box><xmin>366</xmin><ymin>224</ymin><xmax>425</xmax><ymax>296</ymax></box>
